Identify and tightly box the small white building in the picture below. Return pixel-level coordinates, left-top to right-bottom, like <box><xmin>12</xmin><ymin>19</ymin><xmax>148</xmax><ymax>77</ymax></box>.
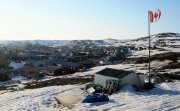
<box><xmin>99</xmin><ymin>60</ymin><xmax>112</xmax><ymax>65</ymax></box>
<box><xmin>94</xmin><ymin>68</ymin><xmax>144</xmax><ymax>89</ymax></box>
<box><xmin>177</xmin><ymin>57</ymin><xmax>180</xmax><ymax>63</ymax></box>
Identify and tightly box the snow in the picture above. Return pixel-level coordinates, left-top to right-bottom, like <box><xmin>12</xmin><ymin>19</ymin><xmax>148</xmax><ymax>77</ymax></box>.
<box><xmin>76</xmin><ymin>82</ymin><xmax>180</xmax><ymax>111</ymax></box>
<box><xmin>9</xmin><ymin>61</ymin><xmax>25</xmax><ymax>69</ymax></box>
<box><xmin>130</xmin><ymin>50</ymin><xmax>168</xmax><ymax>57</ymax></box>
<box><xmin>163</xmin><ymin>47</ymin><xmax>180</xmax><ymax>52</ymax></box>
<box><xmin>0</xmin><ymin>81</ymin><xmax>180</xmax><ymax>111</ymax></box>
<box><xmin>111</xmin><ymin>35</ymin><xmax>180</xmax><ymax>57</ymax></box>
<box><xmin>11</xmin><ymin>76</ymin><xmax>27</xmax><ymax>81</ymax></box>
<box><xmin>15</xmin><ymin>84</ymin><xmax>26</xmax><ymax>91</ymax></box>
<box><xmin>150</xmin><ymin>60</ymin><xmax>172</xmax><ymax>69</ymax></box>
<box><xmin>0</xmin><ymin>76</ymin><xmax>28</xmax><ymax>87</ymax></box>
<box><xmin>0</xmin><ymin>85</ymin><xmax>83</xmax><ymax>111</ymax></box>
<box><xmin>160</xmin><ymin>81</ymin><xmax>180</xmax><ymax>91</ymax></box>
<box><xmin>166</xmin><ymin>69</ymin><xmax>180</xmax><ymax>73</ymax></box>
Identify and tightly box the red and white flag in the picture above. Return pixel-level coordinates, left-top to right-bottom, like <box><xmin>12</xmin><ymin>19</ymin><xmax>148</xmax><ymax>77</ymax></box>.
<box><xmin>149</xmin><ymin>9</ymin><xmax>161</xmax><ymax>23</ymax></box>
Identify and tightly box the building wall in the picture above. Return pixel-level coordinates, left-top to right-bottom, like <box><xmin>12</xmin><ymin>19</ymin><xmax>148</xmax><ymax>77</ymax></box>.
<box><xmin>94</xmin><ymin>73</ymin><xmax>145</xmax><ymax>89</ymax></box>
<box><xmin>139</xmin><ymin>74</ymin><xmax>147</xmax><ymax>87</ymax></box>
<box><xmin>119</xmin><ymin>73</ymin><xmax>144</xmax><ymax>88</ymax></box>
<box><xmin>94</xmin><ymin>74</ymin><xmax>119</xmax><ymax>87</ymax></box>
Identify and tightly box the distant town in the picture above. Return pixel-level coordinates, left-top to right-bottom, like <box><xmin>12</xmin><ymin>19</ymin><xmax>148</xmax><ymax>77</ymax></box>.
<box><xmin>0</xmin><ymin>38</ymin><xmax>133</xmax><ymax>81</ymax></box>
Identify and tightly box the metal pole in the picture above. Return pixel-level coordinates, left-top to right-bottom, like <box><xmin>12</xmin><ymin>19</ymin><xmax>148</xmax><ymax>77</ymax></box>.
<box><xmin>148</xmin><ymin>11</ymin><xmax>151</xmax><ymax>83</ymax></box>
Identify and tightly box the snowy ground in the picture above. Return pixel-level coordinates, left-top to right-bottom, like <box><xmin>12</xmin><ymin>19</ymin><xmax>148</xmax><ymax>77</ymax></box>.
<box><xmin>0</xmin><ymin>85</ymin><xmax>83</xmax><ymax>111</ymax></box>
<box><xmin>9</xmin><ymin>61</ymin><xmax>25</xmax><ymax>69</ymax></box>
<box><xmin>0</xmin><ymin>81</ymin><xmax>180</xmax><ymax>111</ymax></box>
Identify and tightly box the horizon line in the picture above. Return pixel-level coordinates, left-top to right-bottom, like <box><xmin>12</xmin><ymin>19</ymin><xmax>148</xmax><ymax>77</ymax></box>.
<box><xmin>0</xmin><ymin>32</ymin><xmax>178</xmax><ymax>41</ymax></box>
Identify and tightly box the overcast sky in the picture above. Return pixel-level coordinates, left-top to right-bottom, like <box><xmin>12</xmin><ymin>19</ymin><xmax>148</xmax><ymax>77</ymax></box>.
<box><xmin>0</xmin><ymin>0</ymin><xmax>179</xmax><ymax>40</ymax></box>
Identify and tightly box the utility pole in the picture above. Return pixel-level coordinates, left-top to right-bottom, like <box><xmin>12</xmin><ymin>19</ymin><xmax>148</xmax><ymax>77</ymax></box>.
<box><xmin>148</xmin><ymin>11</ymin><xmax>151</xmax><ymax>83</ymax></box>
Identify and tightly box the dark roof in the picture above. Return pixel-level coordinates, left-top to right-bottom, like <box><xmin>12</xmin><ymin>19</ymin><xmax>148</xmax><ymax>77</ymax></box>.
<box><xmin>96</xmin><ymin>68</ymin><xmax>134</xmax><ymax>79</ymax></box>
<box><xmin>47</xmin><ymin>66</ymin><xmax>63</xmax><ymax>71</ymax></box>
<box><xmin>60</xmin><ymin>62</ymin><xmax>81</xmax><ymax>68</ymax></box>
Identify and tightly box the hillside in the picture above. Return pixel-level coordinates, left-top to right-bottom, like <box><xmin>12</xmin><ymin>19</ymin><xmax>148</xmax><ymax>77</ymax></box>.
<box><xmin>0</xmin><ymin>81</ymin><xmax>179</xmax><ymax>111</ymax></box>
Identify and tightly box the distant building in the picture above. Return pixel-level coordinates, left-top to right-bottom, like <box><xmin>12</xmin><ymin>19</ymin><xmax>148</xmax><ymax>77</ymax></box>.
<box><xmin>0</xmin><ymin>56</ymin><xmax>8</xmax><ymax>68</ymax></box>
<box><xmin>177</xmin><ymin>57</ymin><xmax>180</xmax><ymax>63</ymax></box>
<box><xmin>17</xmin><ymin>66</ymin><xmax>42</xmax><ymax>79</ymax></box>
<box><xmin>46</xmin><ymin>66</ymin><xmax>70</xmax><ymax>76</ymax></box>
<box><xmin>46</xmin><ymin>62</ymin><xmax>84</xmax><ymax>76</ymax></box>
<box><xmin>99</xmin><ymin>60</ymin><xmax>112</xmax><ymax>65</ymax></box>
<box><xmin>59</xmin><ymin>62</ymin><xmax>84</xmax><ymax>72</ymax></box>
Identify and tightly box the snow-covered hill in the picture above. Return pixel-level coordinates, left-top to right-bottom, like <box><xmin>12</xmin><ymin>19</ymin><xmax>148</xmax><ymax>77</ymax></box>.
<box><xmin>111</xmin><ymin>32</ymin><xmax>180</xmax><ymax>57</ymax></box>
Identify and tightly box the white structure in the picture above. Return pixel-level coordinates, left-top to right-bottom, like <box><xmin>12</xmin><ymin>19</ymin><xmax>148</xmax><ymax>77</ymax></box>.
<box><xmin>177</xmin><ymin>57</ymin><xmax>180</xmax><ymax>63</ymax></box>
<box><xmin>94</xmin><ymin>68</ymin><xmax>144</xmax><ymax>89</ymax></box>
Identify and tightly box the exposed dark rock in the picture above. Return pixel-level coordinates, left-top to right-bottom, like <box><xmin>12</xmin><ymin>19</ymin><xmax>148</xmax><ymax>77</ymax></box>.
<box><xmin>0</xmin><ymin>73</ymin><xmax>10</xmax><ymax>82</ymax></box>
<box><xmin>162</xmin><ymin>63</ymin><xmax>180</xmax><ymax>69</ymax></box>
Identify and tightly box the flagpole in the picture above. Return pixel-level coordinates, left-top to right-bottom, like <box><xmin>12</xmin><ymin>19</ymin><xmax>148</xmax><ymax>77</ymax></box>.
<box><xmin>148</xmin><ymin>11</ymin><xmax>151</xmax><ymax>83</ymax></box>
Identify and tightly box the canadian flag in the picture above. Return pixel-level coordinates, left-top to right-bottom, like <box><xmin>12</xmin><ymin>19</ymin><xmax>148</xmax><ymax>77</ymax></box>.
<box><xmin>149</xmin><ymin>9</ymin><xmax>161</xmax><ymax>23</ymax></box>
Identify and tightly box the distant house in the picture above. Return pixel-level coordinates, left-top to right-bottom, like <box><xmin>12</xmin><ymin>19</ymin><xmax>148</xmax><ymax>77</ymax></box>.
<box><xmin>99</xmin><ymin>60</ymin><xmax>112</xmax><ymax>65</ymax></box>
<box><xmin>92</xmin><ymin>49</ymin><xmax>104</xmax><ymax>57</ymax></box>
<box><xmin>137</xmin><ymin>46</ymin><xmax>144</xmax><ymax>51</ymax></box>
<box><xmin>24</xmin><ymin>60</ymin><xmax>58</xmax><ymax>69</ymax></box>
<box><xmin>128</xmin><ymin>46</ymin><xmax>135</xmax><ymax>51</ymax></box>
<box><xmin>94</xmin><ymin>68</ymin><xmax>144</xmax><ymax>90</ymax></box>
<box><xmin>0</xmin><ymin>56</ymin><xmax>8</xmax><ymax>68</ymax></box>
<box><xmin>177</xmin><ymin>57</ymin><xmax>180</xmax><ymax>63</ymax></box>
<box><xmin>59</xmin><ymin>62</ymin><xmax>84</xmax><ymax>73</ymax></box>
<box><xmin>17</xmin><ymin>66</ymin><xmax>42</xmax><ymax>79</ymax></box>
<box><xmin>78</xmin><ymin>60</ymin><xmax>95</xmax><ymax>68</ymax></box>
<box><xmin>46</xmin><ymin>66</ymin><xmax>69</xmax><ymax>76</ymax></box>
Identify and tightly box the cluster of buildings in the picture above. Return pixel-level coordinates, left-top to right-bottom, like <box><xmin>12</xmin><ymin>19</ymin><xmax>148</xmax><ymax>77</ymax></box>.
<box><xmin>0</xmin><ymin>40</ymin><xmax>131</xmax><ymax>81</ymax></box>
